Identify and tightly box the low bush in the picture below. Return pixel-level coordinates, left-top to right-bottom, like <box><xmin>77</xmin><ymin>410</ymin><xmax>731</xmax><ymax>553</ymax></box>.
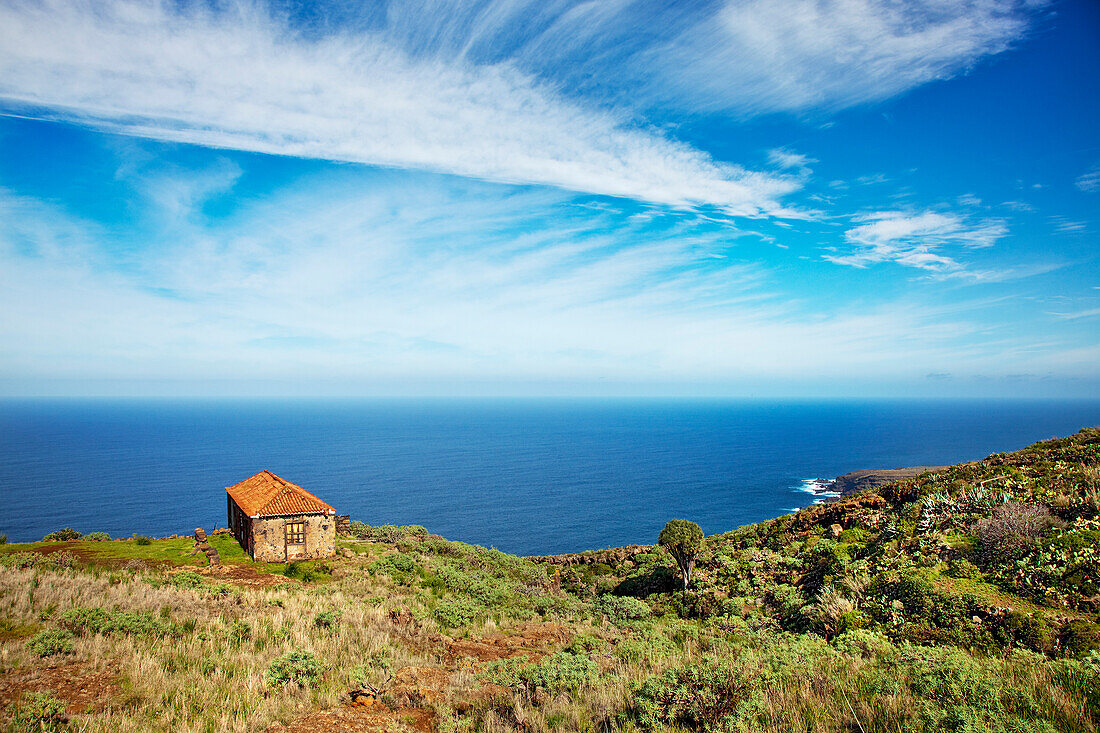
<box><xmin>632</xmin><ymin>655</ymin><xmax>754</xmax><ymax>732</ymax></box>
<box><xmin>26</xmin><ymin>629</ymin><xmax>75</xmax><ymax>657</ymax></box>
<box><xmin>524</xmin><ymin>650</ymin><xmax>599</xmax><ymax>695</ymax></box>
<box><xmin>975</xmin><ymin>503</ymin><xmax>1058</xmax><ymax>565</ymax></box>
<box><xmin>595</xmin><ymin>594</ymin><xmax>651</xmax><ymax>625</ymax></box>
<box><xmin>5</xmin><ymin>691</ymin><xmax>68</xmax><ymax>732</ymax></box>
<box><xmin>313</xmin><ymin>610</ymin><xmax>341</xmax><ymax>632</ymax></box>
<box><xmin>0</xmin><ymin>552</ymin><xmax>77</xmax><ymax>570</ymax></box>
<box><xmin>59</xmin><ymin>606</ymin><xmax>186</xmax><ymax>638</ymax></box>
<box><xmin>266</xmin><ymin>651</ymin><xmax>323</xmax><ymax>687</ymax></box>
<box><xmin>83</xmin><ymin>531</ymin><xmax>110</xmax><ymax>541</ymax></box>
<box><xmin>371</xmin><ymin>552</ymin><xmax>417</xmax><ymax>579</ymax></box>
<box><xmin>482</xmin><ymin>650</ymin><xmax>599</xmax><ymax>697</ymax></box>
<box><xmin>168</xmin><ymin>571</ymin><xmax>205</xmax><ymax>589</ymax></box>
<box><xmin>433</xmin><ymin>599</ymin><xmax>482</xmax><ymax>628</ymax></box>
<box><xmin>42</xmin><ymin>528</ymin><xmax>81</xmax><ymax>542</ymax></box>
<box><xmin>945</xmin><ymin>558</ymin><xmax>982</xmax><ymax>579</ymax></box>
<box><xmin>131</xmin><ymin>534</ymin><xmax>152</xmax><ymax>546</ymax></box>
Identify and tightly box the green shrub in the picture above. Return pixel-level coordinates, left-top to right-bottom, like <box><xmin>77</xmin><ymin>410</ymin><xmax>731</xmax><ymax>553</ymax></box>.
<box><xmin>617</xmin><ymin>632</ymin><xmax>678</xmax><ymax>663</ymax></box>
<box><xmin>433</xmin><ymin>599</ymin><xmax>482</xmax><ymax>628</ymax></box>
<box><xmin>26</xmin><ymin>629</ymin><xmax>75</xmax><ymax>657</ymax></box>
<box><xmin>975</xmin><ymin>503</ymin><xmax>1057</xmax><ymax>565</ymax></box>
<box><xmin>266</xmin><ymin>651</ymin><xmax>323</xmax><ymax>687</ymax></box>
<box><xmin>206</xmin><ymin>583</ymin><xmax>238</xmax><ymax>598</ymax></box>
<box><xmin>833</xmin><ymin>628</ymin><xmax>895</xmax><ymax>658</ymax></box>
<box><xmin>131</xmin><ymin>534</ymin><xmax>152</xmax><ymax>545</ymax></box>
<box><xmin>0</xmin><ymin>534</ymin><xmax>9</xmax><ymax>544</ymax></box>
<box><xmin>168</xmin><ymin>571</ymin><xmax>205</xmax><ymax>589</ymax></box>
<box><xmin>1062</xmin><ymin>620</ymin><xmax>1100</xmax><ymax>659</ymax></box>
<box><xmin>372</xmin><ymin>552</ymin><xmax>417</xmax><ymax>578</ymax></box>
<box><xmin>524</xmin><ymin>651</ymin><xmax>598</xmax><ymax>695</ymax></box>
<box><xmin>227</xmin><ymin>620</ymin><xmax>252</xmax><ymax>642</ymax></box>
<box><xmin>595</xmin><ymin>594</ymin><xmax>651</xmax><ymax>625</ymax></box>
<box><xmin>946</xmin><ymin>558</ymin><xmax>982</xmax><ymax>579</ymax></box>
<box><xmin>313</xmin><ymin>610</ymin><xmax>341</xmax><ymax>632</ymax></box>
<box><xmin>6</xmin><ymin>691</ymin><xmax>68</xmax><ymax>732</ymax></box>
<box><xmin>482</xmin><ymin>651</ymin><xmax>598</xmax><ymax>697</ymax></box>
<box><xmin>59</xmin><ymin>606</ymin><xmax>185</xmax><ymax>638</ymax></box>
<box><xmin>0</xmin><ymin>552</ymin><xmax>41</xmax><ymax>569</ymax></box>
<box><xmin>994</xmin><ymin>611</ymin><xmax>1053</xmax><ymax>653</ymax></box>
<box><xmin>837</xmin><ymin>609</ymin><xmax>871</xmax><ymax>633</ymax></box>
<box><xmin>838</xmin><ymin>527</ymin><xmax>866</xmax><ymax>543</ymax></box>
<box><xmin>83</xmin><ymin>532</ymin><xmax>110</xmax><ymax>541</ymax></box>
<box><xmin>42</xmin><ymin>528</ymin><xmax>81</xmax><ymax>542</ymax></box>
<box><xmin>632</xmin><ymin>655</ymin><xmax>753</xmax><ymax>732</ymax></box>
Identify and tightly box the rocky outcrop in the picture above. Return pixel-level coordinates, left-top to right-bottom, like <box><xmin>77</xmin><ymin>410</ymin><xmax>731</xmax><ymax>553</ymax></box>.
<box><xmin>833</xmin><ymin>466</ymin><xmax>947</xmax><ymax>496</ymax></box>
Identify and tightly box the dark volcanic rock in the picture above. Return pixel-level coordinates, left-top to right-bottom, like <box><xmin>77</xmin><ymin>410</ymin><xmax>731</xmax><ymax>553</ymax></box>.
<box><xmin>833</xmin><ymin>466</ymin><xmax>947</xmax><ymax>496</ymax></box>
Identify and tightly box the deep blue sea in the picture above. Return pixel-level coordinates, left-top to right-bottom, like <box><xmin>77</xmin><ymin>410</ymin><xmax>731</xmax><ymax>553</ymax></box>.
<box><xmin>1</xmin><ymin>399</ymin><xmax>1097</xmax><ymax>555</ymax></box>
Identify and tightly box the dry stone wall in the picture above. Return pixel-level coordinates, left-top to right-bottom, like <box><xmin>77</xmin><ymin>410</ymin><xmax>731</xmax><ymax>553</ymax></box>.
<box><xmin>526</xmin><ymin>544</ymin><xmax>655</xmax><ymax>567</ymax></box>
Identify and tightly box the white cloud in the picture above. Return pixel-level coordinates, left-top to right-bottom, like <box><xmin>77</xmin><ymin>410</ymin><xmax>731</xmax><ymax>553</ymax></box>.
<box><xmin>1051</xmin><ymin>216</ymin><xmax>1087</xmax><ymax>233</ymax></box>
<box><xmin>1076</xmin><ymin>166</ymin><xmax>1100</xmax><ymax>193</ymax></box>
<box><xmin>768</xmin><ymin>148</ymin><xmax>815</xmax><ymax>171</ymax></box>
<box><xmin>0</xmin><ymin>0</ymin><xmax>800</xmax><ymax>216</ymax></box>
<box><xmin>0</xmin><ymin>177</ymin><xmax>1069</xmax><ymax>390</ymax></box>
<box><xmin>1049</xmin><ymin>307</ymin><xmax>1100</xmax><ymax>320</ymax></box>
<box><xmin>638</xmin><ymin>0</ymin><xmax>1037</xmax><ymax>114</ymax></box>
<box><xmin>826</xmin><ymin>210</ymin><xmax>1008</xmax><ymax>271</ymax></box>
<box><xmin>0</xmin><ymin>0</ymin><xmax>1039</xmax><ymax>213</ymax></box>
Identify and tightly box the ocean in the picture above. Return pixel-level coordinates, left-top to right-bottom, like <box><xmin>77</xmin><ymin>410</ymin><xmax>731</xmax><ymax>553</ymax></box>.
<box><xmin>1</xmin><ymin>398</ymin><xmax>1097</xmax><ymax>555</ymax></box>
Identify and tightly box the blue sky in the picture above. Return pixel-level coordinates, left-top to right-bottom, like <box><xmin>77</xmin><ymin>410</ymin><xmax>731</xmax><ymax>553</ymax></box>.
<box><xmin>0</xmin><ymin>0</ymin><xmax>1097</xmax><ymax>398</ymax></box>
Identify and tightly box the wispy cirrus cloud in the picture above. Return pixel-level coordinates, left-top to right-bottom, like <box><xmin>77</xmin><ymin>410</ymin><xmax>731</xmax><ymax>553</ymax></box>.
<box><xmin>0</xmin><ymin>0</ymin><xmax>1040</xmax><ymax>214</ymax></box>
<box><xmin>635</xmin><ymin>0</ymin><xmax>1039</xmax><ymax>115</ymax></box>
<box><xmin>2</xmin><ymin>170</ymin><xmax>1071</xmax><ymax>391</ymax></box>
<box><xmin>0</xmin><ymin>0</ymin><xmax>796</xmax><ymax>216</ymax></box>
<box><xmin>1076</xmin><ymin>166</ymin><xmax>1100</xmax><ymax>193</ymax></box>
<box><xmin>826</xmin><ymin>210</ymin><xmax>1009</xmax><ymax>272</ymax></box>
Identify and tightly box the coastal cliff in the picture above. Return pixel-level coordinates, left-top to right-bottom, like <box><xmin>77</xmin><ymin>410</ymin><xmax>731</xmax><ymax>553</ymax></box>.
<box><xmin>832</xmin><ymin>465</ymin><xmax>949</xmax><ymax>495</ymax></box>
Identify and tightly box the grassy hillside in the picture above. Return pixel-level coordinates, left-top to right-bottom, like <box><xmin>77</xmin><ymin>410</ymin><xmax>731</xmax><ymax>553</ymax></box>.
<box><xmin>1</xmin><ymin>429</ymin><xmax>1098</xmax><ymax>732</ymax></box>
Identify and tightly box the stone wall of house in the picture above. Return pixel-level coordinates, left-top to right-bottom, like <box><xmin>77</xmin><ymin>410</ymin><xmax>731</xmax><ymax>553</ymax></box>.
<box><xmin>249</xmin><ymin>513</ymin><xmax>336</xmax><ymax>562</ymax></box>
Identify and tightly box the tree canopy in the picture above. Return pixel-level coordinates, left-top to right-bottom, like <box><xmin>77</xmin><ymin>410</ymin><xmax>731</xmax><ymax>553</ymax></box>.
<box><xmin>658</xmin><ymin>519</ymin><xmax>703</xmax><ymax>591</ymax></box>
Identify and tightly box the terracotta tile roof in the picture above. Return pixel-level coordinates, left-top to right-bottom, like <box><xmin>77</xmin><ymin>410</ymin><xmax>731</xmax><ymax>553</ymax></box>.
<box><xmin>225</xmin><ymin>471</ymin><xmax>335</xmax><ymax>518</ymax></box>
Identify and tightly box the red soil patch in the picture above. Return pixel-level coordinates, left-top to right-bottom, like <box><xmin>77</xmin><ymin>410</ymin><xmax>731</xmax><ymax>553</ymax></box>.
<box><xmin>446</xmin><ymin>622</ymin><xmax>571</xmax><ymax>664</ymax></box>
<box><xmin>175</xmin><ymin>564</ymin><xmax>294</xmax><ymax>589</ymax></box>
<box><xmin>0</xmin><ymin>660</ymin><xmax>121</xmax><ymax>716</ymax></box>
<box><xmin>266</xmin><ymin>696</ymin><xmax>435</xmax><ymax>733</ymax></box>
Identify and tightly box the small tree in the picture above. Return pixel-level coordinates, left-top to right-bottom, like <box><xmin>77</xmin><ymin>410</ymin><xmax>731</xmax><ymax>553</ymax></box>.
<box><xmin>658</xmin><ymin>519</ymin><xmax>704</xmax><ymax>591</ymax></box>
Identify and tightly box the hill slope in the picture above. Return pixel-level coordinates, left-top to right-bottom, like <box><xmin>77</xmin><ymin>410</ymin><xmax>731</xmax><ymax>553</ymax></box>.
<box><xmin>1</xmin><ymin>429</ymin><xmax>1098</xmax><ymax>732</ymax></box>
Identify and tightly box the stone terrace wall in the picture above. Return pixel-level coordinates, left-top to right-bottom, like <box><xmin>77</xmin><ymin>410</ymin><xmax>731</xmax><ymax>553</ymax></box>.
<box><xmin>526</xmin><ymin>544</ymin><xmax>656</xmax><ymax>567</ymax></box>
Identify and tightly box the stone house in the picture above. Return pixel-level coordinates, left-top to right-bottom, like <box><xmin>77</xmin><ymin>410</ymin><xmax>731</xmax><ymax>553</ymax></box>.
<box><xmin>225</xmin><ymin>470</ymin><xmax>336</xmax><ymax>562</ymax></box>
